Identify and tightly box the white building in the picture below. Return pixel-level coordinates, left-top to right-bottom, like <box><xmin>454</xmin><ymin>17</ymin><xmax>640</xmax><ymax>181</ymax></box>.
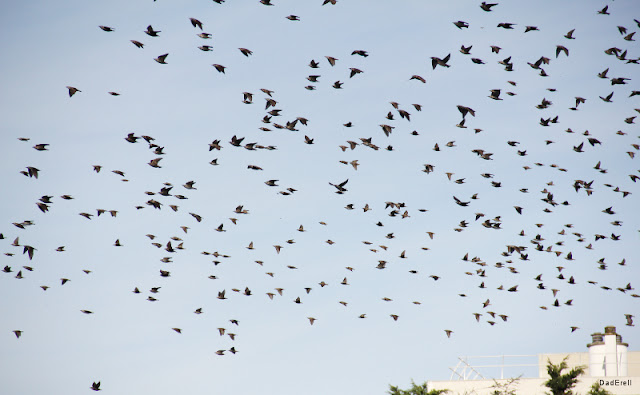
<box><xmin>427</xmin><ymin>326</ymin><xmax>639</xmax><ymax>394</ymax></box>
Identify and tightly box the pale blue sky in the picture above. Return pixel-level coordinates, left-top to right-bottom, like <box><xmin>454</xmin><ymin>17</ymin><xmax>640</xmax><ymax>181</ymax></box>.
<box><xmin>1</xmin><ymin>0</ymin><xmax>639</xmax><ymax>394</ymax></box>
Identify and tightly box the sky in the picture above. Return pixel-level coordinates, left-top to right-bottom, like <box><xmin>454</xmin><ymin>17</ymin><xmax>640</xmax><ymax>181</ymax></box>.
<box><xmin>0</xmin><ymin>0</ymin><xmax>639</xmax><ymax>394</ymax></box>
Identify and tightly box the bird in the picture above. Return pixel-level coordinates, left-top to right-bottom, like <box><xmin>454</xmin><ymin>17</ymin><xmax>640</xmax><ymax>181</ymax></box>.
<box><xmin>66</xmin><ymin>86</ymin><xmax>81</xmax><ymax>97</ymax></box>
<box><xmin>457</xmin><ymin>105</ymin><xmax>475</xmax><ymax>118</ymax></box>
<box><xmin>599</xmin><ymin>92</ymin><xmax>614</xmax><ymax>102</ymax></box>
<box><xmin>145</xmin><ymin>25</ymin><xmax>161</xmax><ymax>36</ymax></box>
<box><xmin>598</xmin><ymin>68</ymin><xmax>609</xmax><ymax>79</ymax></box>
<box><xmin>32</xmin><ymin>144</ymin><xmax>48</xmax><ymax>153</ymax></box>
<box><xmin>154</xmin><ymin>54</ymin><xmax>168</xmax><ymax>64</ymax></box>
<box><xmin>148</xmin><ymin>158</ymin><xmax>162</xmax><ymax>168</ymax></box>
<box><xmin>431</xmin><ymin>54</ymin><xmax>451</xmax><ymax>69</ymax></box>
<box><xmin>480</xmin><ymin>2</ymin><xmax>497</xmax><ymax>11</ymax></box>
<box><xmin>189</xmin><ymin>17</ymin><xmax>203</xmax><ymax>29</ymax></box>
<box><xmin>489</xmin><ymin>89</ymin><xmax>502</xmax><ymax>100</ymax></box>
<box><xmin>626</xmin><ymin>314</ymin><xmax>635</xmax><ymax>326</ymax></box>
<box><xmin>453</xmin><ymin>196</ymin><xmax>470</xmax><ymax>207</ymax></box>
<box><xmin>349</xmin><ymin>68</ymin><xmax>363</xmax><ymax>78</ymax></box>
<box><xmin>453</xmin><ymin>21</ymin><xmax>469</xmax><ymax>29</ymax></box>
<box><xmin>556</xmin><ymin>45</ymin><xmax>569</xmax><ymax>58</ymax></box>
<box><xmin>611</xmin><ymin>77</ymin><xmax>630</xmax><ymax>86</ymax></box>
<box><xmin>91</xmin><ymin>381</ymin><xmax>101</xmax><ymax>391</ymax></box>
<box><xmin>329</xmin><ymin>179</ymin><xmax>349</xmax><ymax>193</ymax></box>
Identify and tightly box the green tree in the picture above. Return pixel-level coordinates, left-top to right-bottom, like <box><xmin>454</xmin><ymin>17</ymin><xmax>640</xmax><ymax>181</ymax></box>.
<box><xmin>586</xmin><ymin>381</ymin><xmax>612</xmax><ymax>395</ymax></box>
<box><xmin>490</xmin><ymin>376</ymin><xmax>521</xmax><ymax>395</ymax></box>
<box><xmin>544</xmin><ymin>357</ymin><xmax>586</xmax><ymax>395</ymax></box>
<box><xmin>387</xmin><ymin>380</ymin><xmax>448</xmax><ymax>395</ymax></box>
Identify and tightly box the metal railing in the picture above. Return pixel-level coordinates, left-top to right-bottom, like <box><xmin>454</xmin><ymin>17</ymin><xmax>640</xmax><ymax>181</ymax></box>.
<box><xmin>450</xmin><ymin>355</ymin><xmax>539</xmax><ymax>381</ymax></box>
<box><xmin>449</xmin><ymin>353</ymin><xmax>640</xmax><ymax>381</ymax></box>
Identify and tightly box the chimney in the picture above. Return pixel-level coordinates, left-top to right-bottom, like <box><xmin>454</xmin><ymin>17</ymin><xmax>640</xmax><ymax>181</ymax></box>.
<box><xmin>587</xmin><ymin>326</ymin><xmax>628</xmax><ymax>377</ymax></box>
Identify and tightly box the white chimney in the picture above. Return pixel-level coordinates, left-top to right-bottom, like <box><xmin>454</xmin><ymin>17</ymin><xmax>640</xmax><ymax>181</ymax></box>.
<box><xmin>587</xmin><ymin>326</ymin><xmax>628</xmax><ymax>377</ymax></box>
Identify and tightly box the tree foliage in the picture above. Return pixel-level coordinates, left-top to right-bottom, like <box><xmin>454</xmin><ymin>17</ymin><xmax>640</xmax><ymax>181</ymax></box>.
<box><xmin>490</xmin><ymin>376</ymin><xmax>521</xmax><ymax>395</ymax></box>
<box><xmin>586</xmin><ymin>382</ymin><xmax>612</xmax><ymax>395</ymax></box>
<box><xmin>387</xmin><ymin>380</ymin><xmax>448</xmax><ymax>395</ymax></box>
<box><xmin>544</xmin><ymin>357</ymin><xmax>586</xmax><ymax>395</ymax></box>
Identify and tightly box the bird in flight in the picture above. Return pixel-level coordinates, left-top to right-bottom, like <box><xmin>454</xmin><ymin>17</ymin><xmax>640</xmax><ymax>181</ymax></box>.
<box><xmin>329</xmin><ymin>179</ymin><xmax>349</xmax><ymax>193</ymax></box>
<box><xmin>154</xmin><ymin>54</ymin><xmax>168</xmax><ymax>64</ymax></box>
<box><xmin>66</xmin><ymin>86</ymin><xmax>81</xmax><ymax>97</ymax></box>
<box><xmin>145</xmin><ymin>25</ymin><xmax>161</xmax><ymax>36</ymax></box>
<box><xmin>431</xmin><ymin>54</ymin><xmax>451</xmax><ymax>69</ymax></box>
<box><xmin>480</xmin><ymin>2</ymin><xmax>498</xmax><ymax>12</ymax></box>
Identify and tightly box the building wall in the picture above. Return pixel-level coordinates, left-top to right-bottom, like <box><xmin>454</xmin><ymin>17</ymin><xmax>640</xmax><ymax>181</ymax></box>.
<box><xmin>538</xmin><ymin>351</ymin><xmax>640</xmax><ymax>378</ymax></box>
<box><xmin>628</xmin><ymin>351</ymin><xmax>640</xmax><ymax>377</ymax></box>
<box><xmin>427</xmin><ymin>351</ymin><xmax>640</xmax><ymax>394</ymax></box>
<box><xmin>427</xmin><ymin>376</ymin><xmax>639</xmax><ymax>395</ymax></box>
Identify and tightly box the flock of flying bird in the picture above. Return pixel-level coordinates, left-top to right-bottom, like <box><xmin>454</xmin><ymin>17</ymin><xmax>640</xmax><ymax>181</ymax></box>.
<box><xmin>3</xmin><ymin>0</ymin><xmax>640</xmax><ymax>391</ymax></box>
